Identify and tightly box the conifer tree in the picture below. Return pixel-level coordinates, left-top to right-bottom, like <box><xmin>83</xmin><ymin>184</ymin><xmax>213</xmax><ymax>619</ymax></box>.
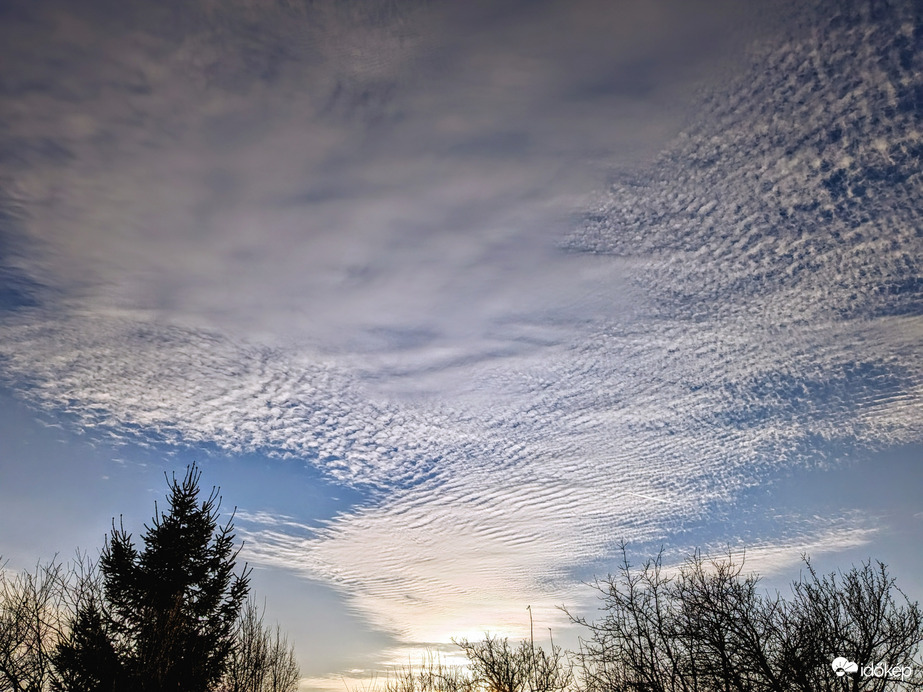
<box><xmin>53</xmin><ymin>596</ymin><xmax>121</xmax><ymax>692</ymax></box>
<box><xmin>55</xmin><ymin>463</ymin><xmax>250</xmax><ymax>692</ymax></box>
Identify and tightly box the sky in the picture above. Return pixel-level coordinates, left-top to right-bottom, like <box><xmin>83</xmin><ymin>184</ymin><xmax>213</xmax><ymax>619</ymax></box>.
<box><xmin>1</xmin><ymin>0</ymin><xmax>922</xmax><ymax>689</ymax></box>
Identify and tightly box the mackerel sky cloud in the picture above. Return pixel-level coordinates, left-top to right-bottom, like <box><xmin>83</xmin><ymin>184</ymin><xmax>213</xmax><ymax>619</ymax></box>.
<box><xmin>1</xmin><ymin>0</ymin><xmax>921</xmax><ymax>689</ymax></box>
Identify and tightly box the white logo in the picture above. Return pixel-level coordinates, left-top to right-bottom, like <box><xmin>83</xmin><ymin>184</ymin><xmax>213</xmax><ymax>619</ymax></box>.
<box><xmin>831</xmin><ymin>657</ymin><xmax>858</xmax><ymax>677</ymax></box>
<box><xmin>831</xmin><ymin>656</ymin><xmax>913</xmax><ymax>682</ymax></box>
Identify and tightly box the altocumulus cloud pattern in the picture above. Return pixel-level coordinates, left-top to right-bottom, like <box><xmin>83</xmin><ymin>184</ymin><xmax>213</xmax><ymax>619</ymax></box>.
<box><xmin>0</xmin><ymin>0</ymin><xmax>921</xmax><ymax>653</ymax></box>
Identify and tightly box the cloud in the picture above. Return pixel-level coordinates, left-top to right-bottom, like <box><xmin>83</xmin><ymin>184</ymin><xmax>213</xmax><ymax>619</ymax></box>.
<box><xmin>1</xmin><ymin>0</ymin><xmax>921</xmax><ymax>663</ymax></box>
<box><xmin>0</xmin><ymin>0</ymin><xmax>764</xmax><ymax>349</ymax></box>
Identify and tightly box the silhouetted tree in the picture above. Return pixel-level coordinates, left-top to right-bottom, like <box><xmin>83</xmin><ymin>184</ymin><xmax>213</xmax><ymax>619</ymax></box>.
<box><xmin>54</xmin><ymin>463</ymin><xmax>250</xmax><ymax>692</ymax></box>
<box><xmin>455</xmin><ymin>633</ymin><xmax>571</xmax><ymax>692</ymax></box>
<box><xmin>52</xmin><ymin>597</ymin><xmax>120</xmax><ymax>692</ymax></box>
<box><xmin>51</xmin><ymin>553</ymin><xmax>121</xmax><ymax>692</ymax></box>
<box><xmin>363</xmin><ymin>629</ymin><xmax>570</xmax><ymax>692</ymax></box>
<box><xmin>0</xmin><ymin>559</ymin><xmax>67</xmax><ymax>692</ymax></box>
<box><xmin>219</xmin><ymin>599</ymin><xmax>299</xmax><ymax>692</ymax></box>
<box><xmin>372</xmin><ymin>653</ymin><xmax>477</xmax><ymax>692</ymax></box>
<box><xmin>567</xmin><ymin>544</ymin><xmax>923</xmax><ymax>692</ymax></box>
<box><xmin>785</xmin><ymin>557</ymin><xmax>923</xmax><ymax>692</ymax></box>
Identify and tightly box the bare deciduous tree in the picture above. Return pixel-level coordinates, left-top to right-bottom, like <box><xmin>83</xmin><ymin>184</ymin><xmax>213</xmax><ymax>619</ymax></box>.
<box><xmin>219</xmin><ymin>599</ymin><xmax>300</xmax><ymax>692</ymax></box>
<box><xmin>362</xmin><ymin>627</ymin><xmax>571</xmax><ymax>692</ymax></box>
<box><xmin>785</xmin><ymin>557</ymin><xmax>923</xmax><ymax>692</ymax></box>
<box><xmin>566</xmin><ymin>544</ymin><xmax>923</xmax><ymax>692</ymax></box>
<box><xmin>455</xmin><ymin>632</ymin><xmax>571</xmax><ymax>692</ymax></box>
<box><xmin>370</xmin><ymin>652</ymin><xmax>478</xmax><ymax>692</ymax></box>
<box><xmin>0</xmin><ymin>559</ymin><xmax>67</xmax><ymax>692</ymax></box>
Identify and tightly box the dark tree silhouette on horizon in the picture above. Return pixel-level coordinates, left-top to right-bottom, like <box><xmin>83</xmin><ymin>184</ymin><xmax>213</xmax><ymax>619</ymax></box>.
<box><xmin>454</xmin><ymin>633</ymin><xmax>572</xmax><ymax>692</ymax></box>
<box><xmin>566</xmin><ymin>543</ymin><xmax>923</xmax><ymax>692</ymax></box>
<box><xmin>54</xmin><ymin>463</ymin><xmax>250</xmax><ymax>692</ymax></box>
<box><xmin>218</xmin><ymin>599</ymin><xmax>300</xmax><ymax>692</ymax></box>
